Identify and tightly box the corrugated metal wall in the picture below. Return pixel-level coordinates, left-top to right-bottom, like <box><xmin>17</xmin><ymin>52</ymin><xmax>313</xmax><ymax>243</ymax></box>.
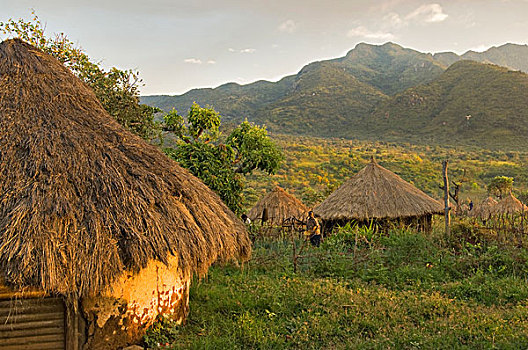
<box><xmin>0</xmin><ymin>294</ymin><xmax>65</xmax><ymax>350</ymax></box>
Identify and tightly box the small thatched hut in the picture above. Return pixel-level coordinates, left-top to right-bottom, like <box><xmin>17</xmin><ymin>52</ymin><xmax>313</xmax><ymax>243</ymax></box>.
<box><xmin>492</xmin><ymin>193</ymin><xmax>528</xmax><ymax>216</ymax></box>
<box><xmin>314</xmin><ymin>158</ymin><xmax>443</xmax><ymax>231</ymax></box>
<box><xmin>248</xmin><ymin>186</ymin><xmax>308</xmax><ymax>225</ymax></box>
<box><xmin>0</xmin><ymin>39</ymin><xmax>250</xmax><ymax>349</ymax></box>
<box><xmin>470</xmin><ymin>196</ymin><xmax>498</xmax><ymax>220</ymax></box>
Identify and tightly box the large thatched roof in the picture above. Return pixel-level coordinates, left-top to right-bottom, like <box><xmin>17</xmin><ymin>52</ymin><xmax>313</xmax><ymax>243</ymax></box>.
<box><xmin>248</xmin><ymin>186</ymin><xmax>308</xmax><ymax>224</ymax></box>
<box><xmin>470</xmin><ymin>196</ymin><xmax>497</xmax><ymax>219</ymax></box>
<box><xmin>492</xmin><ymin>193</ymin><xmax>528</xmax><ymax>215</ymax></box>
<box><xmin>0</xmin><ymin>39</ymin><xmax>250</xmax><ymax>297</ymax></box>
<box><xmin>314</xmin><ymin>159</ymin><xmax>443</xmax><ymax>221</ymax></box>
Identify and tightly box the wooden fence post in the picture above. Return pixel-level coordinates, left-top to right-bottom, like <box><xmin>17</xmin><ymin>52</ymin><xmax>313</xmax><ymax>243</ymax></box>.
<box><xmin>442</xmin><ymin>160</ymin><xmax>451</xmax><ymax>238</ymax></box>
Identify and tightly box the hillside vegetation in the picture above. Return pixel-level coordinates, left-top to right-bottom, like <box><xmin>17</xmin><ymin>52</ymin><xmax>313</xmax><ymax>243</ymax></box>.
<box><xmin>331</xmin><ymin>42</ymin><xmax>446</xmax><ymax>95</ymax></box>
<box><xmin>142</xmin><ymin>42</ymin><xmax>528</xmax><ymax>150</ymax></box>
<box><xmin>364</xmin><ymin>61</ymin><xmax>528</xmax><ymax>149</ymax></box>
<box><xmin>435</xmin><ymin>43</ymin><xmax>528</xmax><ymax>73</ymax></box>
<box><xmin>254</xmin><ymin>62</ymin><xmax>388</xmax><ymax>136</ymax></box>
<box><xmin>242</xmin><ymin>135</ymin><xmax>528</xmax><ymax>209</ymax></box>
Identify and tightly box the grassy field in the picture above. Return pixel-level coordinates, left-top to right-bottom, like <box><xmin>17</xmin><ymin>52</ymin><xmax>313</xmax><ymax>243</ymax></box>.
<box><xmin>145</xmin><ymin>221</ymin><xmax>528</xmax><ymax>349</ymax></box>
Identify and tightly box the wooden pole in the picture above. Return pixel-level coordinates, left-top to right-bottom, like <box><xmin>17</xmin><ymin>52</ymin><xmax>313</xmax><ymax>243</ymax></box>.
<box><xmin>65</xmin><ymin>298</ymin><xmax>80</xmax><ymax>350</ymax></box>
<box><xmin>292</xmin><ymin>235</ymin><xmax>297</xmax><ymax>273</ymax></box>
<box><xmin>442</xmin><ymin>160</ymin><xmax>451</xmax><ymax>237</ymax></box>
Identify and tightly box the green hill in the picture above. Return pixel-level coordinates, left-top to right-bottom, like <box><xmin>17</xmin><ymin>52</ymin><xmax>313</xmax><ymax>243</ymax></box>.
<box><xmin>462</xmin><ymin>44</ymin><xmax>528</xmax><ymax>72</ymax></box>
<box><xmin>143</xmin><ymin>76</ymin><xmax>295</xmax><ymax>122</ymax></box>
<box><xmin>141</xmin><ymin>42</ymin><xmax>444</xmax><ymax>120</ymax></box>
<box><xmin>332</xmin><ymin>42</ymin><xmax>446</xmax><ymax>95</ymax></box>
<box><xmin>141</xmin><ymin>42</ymin><xmax>528</xmax><ymax>150</ymax></box>
<box><xmin>253</xmin><ymin>62</ymin><xmax>388</xmax><ymax>136</ymax></box>
<box><xmin>365</xmin><ymin>61</ymin><xmax>528</xmax><ymax>149</ymax></box>
<box><xmin>435</xmin><ymin>43</ymin><xmax>528</xmax><ymax>73</ymax></box>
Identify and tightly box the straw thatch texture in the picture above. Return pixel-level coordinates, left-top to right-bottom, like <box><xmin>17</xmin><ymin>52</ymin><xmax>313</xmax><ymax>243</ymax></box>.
<box><xmin>470</xmin><ymin>196</ymin><xmax>497</xmax><ymax>219</ymax></box>
<box><xmin>314</xmin><ymin>159</ymin><xmax>443</xmax><ymax>221</ymax></box>
<box><xmin>0</xmin><ymin>39</ymin><xmax>250</xmax><ymax>298</ymax></box>
<box><xmin>248</xmin><ymin>186</ymin><xmax>308</xmax><ymax>224</ymax></box>
<box><xmin>491</xmin><ymin>193</ymin><xmax>528</xmax><ymax>215</ymax></box>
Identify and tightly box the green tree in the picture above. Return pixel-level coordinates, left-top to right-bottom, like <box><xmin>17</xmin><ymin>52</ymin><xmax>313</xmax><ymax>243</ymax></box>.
<box><xmin>488</xmin><ymin>176</ymin><xmax>514</xmax><ymax>199</ymax></box>
<box><xmin>164</xmin><ymin>103</ymin><xmax>283</xmax><ymax>214</ymax></box>
<box><xmin>0</xmin><ymin>11</ymin><xmax>159</xmax><ymax>139</ymax></box>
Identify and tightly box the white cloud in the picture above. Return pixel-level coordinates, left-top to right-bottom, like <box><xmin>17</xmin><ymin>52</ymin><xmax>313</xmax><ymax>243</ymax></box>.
<box><xmin>468</xmin><ymin>44</ymin><xmax>490</xmax><ymax>52</ymax></box>
<box><xmin>346</xmin><ymin>26</ymin><xmax>395</xmax><ymax>40</ymax></box>
<box><xmin>406</xmin><ymin>4</ymin><xmax>448</xmax><ymax>23</ymax></box>
<box><xmin>228</xmin><ymin>48</ymin><xmax>257</xmax><ymax>54</ymax></box>
<box><xmin>278</xmin><ymin>19</ymin><xmax>297</xmax><ymax>33</ymax></box>
<box><xmin>183</xmin><ymin>58</ymin><xmax>202</xmax><ymax>64</ymax></box>
<box><xmin>383</xmin><ymin>12</ymin><xmax>405</xmax><ymax>28</ymax></box>
<box><xmin>207</xmin><ymin>60</ymin><xmax>216</xmax><ymax>64</ymax></box>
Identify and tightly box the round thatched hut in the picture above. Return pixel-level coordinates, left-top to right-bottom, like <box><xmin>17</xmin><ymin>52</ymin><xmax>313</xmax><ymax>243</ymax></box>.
<box><xmin>314</xmin><ymin>158</ymin><xmax>443</xmax><ymax>231</ymax></box>
<box><xmin>0</xmin><ymin>39</ymin><xmax>250</xmax><ymax>350</ymax></box>
<box><xmin>248</xmin><ymin>186</ymin><xmax>308</xmax><ymax>225</ymax></box>
<box><xmin>492</xmin><ymin>193</ymin><xmax>528</xmax><ymax>216</ymax></box>
<box><xmin>470</xmin><ymin>196</ymin><xmax>498</xmax><ymax>220</ymax></box>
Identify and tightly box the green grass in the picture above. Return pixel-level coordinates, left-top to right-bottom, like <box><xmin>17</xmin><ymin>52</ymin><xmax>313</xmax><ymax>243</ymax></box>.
<box><xmin>145</xmin><ymin>223</ymin><xmax>528</xmax><ymax>349</ymax></box>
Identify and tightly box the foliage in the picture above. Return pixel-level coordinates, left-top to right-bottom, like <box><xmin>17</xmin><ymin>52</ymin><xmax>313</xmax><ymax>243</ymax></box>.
<box><xmin>164</xmin><ymin>104</ymin><xmax>282</xmax><ymax>214</ymax></box>
<box><xmin>242</xmin><ymin>135</ymin><xmax>528</xmax><ymax>211</ymax></box>
<box><xmin>368</xmin><ymin>61</ymin><xmax>528</xmax><ymax>150</ymax></box>
<box><xmin>516</xmin><ymin>190</ymin><xmax>528</xmax><ymax>204</ymax></box>
<box><xmin>0</xmin><ymin>11</ymin><xmax>159</xmax><ymax>139</ymax></box>
<box><xmin>144</xmin><ymin>315</ymin><xmax>180</xmax><ymax>348</ymax></box>
<box><xmin>226</xmin><ymin>121</ymin><xmax>282</xmax><ymax>175</ymax></box>
<box><xmin>488</xmin><ymin>176</ymin><xmax>514</xmax><ymax>199</ymax></box>
<box><xmin>145</xmin><ymin>223</ymin><xmax>528</xmax><ymax>349</ymax></box>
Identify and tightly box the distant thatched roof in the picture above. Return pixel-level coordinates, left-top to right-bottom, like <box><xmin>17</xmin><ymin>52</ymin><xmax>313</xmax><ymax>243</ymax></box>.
<box><xmin>314</xmin><ymin>159</ymin><xmax>443</xmax><ymax>221</ymax></box>
<box><xmin>470</xmin><ymin>196</ymin><xmax>497</xmax><ymax>219</ymax></box>
<box><xmin>248</xmin><ymin>186</ymin><xmax>308</xmax><ymax>224</ymax></box>
<box><xmin>492</xmin><ymin>193</ymin><xmax>528</xmax><ymax>215</ymax></box>
<box><xmin>0</xmin><ymin>39</ymin><xmax>250</xmax><ymax>298</ymax></box>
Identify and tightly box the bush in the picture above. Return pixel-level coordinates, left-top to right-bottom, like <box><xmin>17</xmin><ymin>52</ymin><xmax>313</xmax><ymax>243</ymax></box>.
<box><xmin>144</xmin><ymin>315</ymin><xmax>180</xmax><ymax>348</ymax></box>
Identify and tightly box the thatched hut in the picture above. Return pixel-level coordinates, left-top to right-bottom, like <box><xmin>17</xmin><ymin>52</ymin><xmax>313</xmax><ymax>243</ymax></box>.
<box><xmin>492</xmin><ymin>193</ymin><xmax>528</xmax><ymax>216</ymax></box>
<box><xmin>314</xmin><ymin>158</ymin><xmax>443</xmax><ymax>232</ymax></box>
<box><xmin>470</xmin><ymin>196</ymin><xmax>498</xmax><ymax>220</ymax></box>
<box><xmin>248</xmin><ymin>186</ymin><xmax>308</xmax><ymax>225</ymax></box>
<box><xmin>0</xmin><ymin>39</ymin><xmax>250</xmax><ymax>350</ymax></box>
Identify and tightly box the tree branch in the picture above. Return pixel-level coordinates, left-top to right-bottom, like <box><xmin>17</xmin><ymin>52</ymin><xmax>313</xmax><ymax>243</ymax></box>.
<box><xmin>196</xmin><ymin>128</ymin><xmax>204</xmax><ymax>140</ymax></box>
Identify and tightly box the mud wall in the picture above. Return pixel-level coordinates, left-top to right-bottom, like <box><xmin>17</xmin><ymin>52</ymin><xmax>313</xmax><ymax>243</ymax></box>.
<box><xmin>82</xmin><ymin>256</ymin><xmax>190</xmax><ymax>349</ymax></box>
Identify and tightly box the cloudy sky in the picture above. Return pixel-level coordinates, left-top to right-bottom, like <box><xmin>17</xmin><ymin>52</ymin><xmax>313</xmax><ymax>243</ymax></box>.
<box><xmin>1</xmin><ymin>0</ymin><xmax>527</xmax><ymax>95</ymax></box>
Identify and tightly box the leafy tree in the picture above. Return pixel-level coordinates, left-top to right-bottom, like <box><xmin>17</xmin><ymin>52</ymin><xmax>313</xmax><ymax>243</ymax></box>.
<box><xmin>0</xmin><ymin>11</ymin><xmax>159</xmax><ymax>139</ymax></box>
<box><xmin>488</xmin><ymin>176</ymin><xmax>514</xmax><ymax>199</ymax></box>
<box><xmin>164</xmin><ymin>103</ymin><xmax>283</xmax><ymax>214</ymax></box>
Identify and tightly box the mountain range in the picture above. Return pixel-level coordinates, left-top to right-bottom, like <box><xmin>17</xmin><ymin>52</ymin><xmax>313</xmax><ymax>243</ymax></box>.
<box><xmin>141</xmin><ymin>42</ymin><xmax>528</xmax><ymax>149</ymax></box>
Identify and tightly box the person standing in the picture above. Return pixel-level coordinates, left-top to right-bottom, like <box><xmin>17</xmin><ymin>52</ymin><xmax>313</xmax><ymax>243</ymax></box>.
<box><xmin>306</xmin><ymin>211</ymin><xmax>321</xmax><ymax>247</ymax></box>
<box><xmin>241</xmin><ymin>213</ymin><xmax>251</xmax><ymax>225</ymax></box>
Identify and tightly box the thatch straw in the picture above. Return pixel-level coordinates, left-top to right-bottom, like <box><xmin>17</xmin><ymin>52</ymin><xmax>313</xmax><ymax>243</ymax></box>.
<box><xmin>248</xmin><ymin>186</ymin><xmax>308</xmax><ymax>224</ymax></box>
<box><xmin>0</xmin><ymin>39</ymin><xmax>251</xmax><ymax>298</ymax></box>
<box><xmin>491</xmin><ymin>193</ymin><xmax>528</xmax><ymax>215</ymax></box>
<box><xmin>470</xmin><ymin>196</ymin><xmax>497</xmax><ymax>219</ymax></box>
<box><xmin>314</xmin><ymin>159</ymin><xmax>443</xmax><ymax>221</ymax></box>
